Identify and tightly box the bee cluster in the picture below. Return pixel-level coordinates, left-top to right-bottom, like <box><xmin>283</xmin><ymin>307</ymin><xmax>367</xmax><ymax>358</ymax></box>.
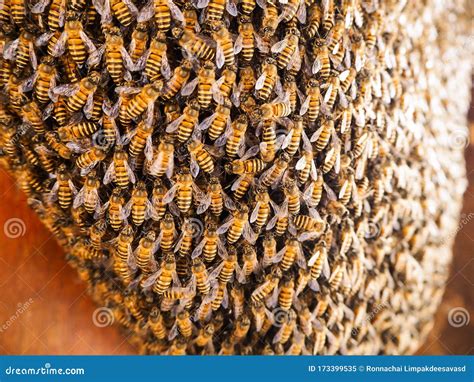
<box><xmin>0</xmin><ymin>0</ymin><xmax>471</xmax><ymax>355</ymax></box>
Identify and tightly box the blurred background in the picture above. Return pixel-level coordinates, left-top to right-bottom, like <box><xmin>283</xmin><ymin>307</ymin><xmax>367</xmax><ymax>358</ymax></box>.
<box><xmin>0</xmin><ymin>112</ymin><xmax>472</xmax><ymax>356</ymax></box>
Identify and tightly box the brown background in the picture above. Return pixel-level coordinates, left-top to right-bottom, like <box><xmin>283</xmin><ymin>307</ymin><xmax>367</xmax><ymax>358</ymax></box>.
<box><xmin>0</xmin><ymin>129</ymin><xmax>473</xmax><ymax>356</ymax></box>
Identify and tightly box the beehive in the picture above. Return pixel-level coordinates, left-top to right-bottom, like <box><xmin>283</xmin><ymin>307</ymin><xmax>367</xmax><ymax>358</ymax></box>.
<box><xmin>0</xmin><ymin>0</ymin><xmax>471</xmax><ymax>355</ymax></box>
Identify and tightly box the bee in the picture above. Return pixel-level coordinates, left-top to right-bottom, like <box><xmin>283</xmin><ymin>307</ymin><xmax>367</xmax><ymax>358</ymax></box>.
<box><xmin>129</xmin><ymin>22</ymin><xmax>149</xmax><ymax>62</ymax></box>
<box><xmin>31</xmin><ymin>57</ymin><xmax>57</xmax><ymax>104</ymax></box>
<box><xmin>174</xmin><ymin>218</ymin><xmax>196</xmax><ymax>256</ymax></box>
<box><xmin>107</xmin><ymin>0</ymin><xmax>137</xmax><ymax>27</ymax></box>
<box><xmin>192</xmin><ymin>221</ymin><xmax>221</xmax><ymax>263</ymax></box>
<box><xmin>153</xmin><ymin>0</ymin><xmax>184</xmax><ymax>32</ymax></box>
<box><xmin>273</xmin><ymin>238</ymin><xmax>306</xmax><ymax>272</ymax></box>
<box><xmin>311</xmin><ymin>39</ymin><xmax>330</xmax><ymax>82</ymax></box>
<box><xmin>148</xmin><ymin>136</ymin><xmax>175</xmax><ymax>178</ymax></box>
<box><xmin>267</xmin><ymin>199</ymin><xmax>289</xmax><ymax>236</ymax></box>
<box><xmin>174</xmin><ymin>310</ymin><xmax>193</xmax><ymax>338</ymax></box>
<box><xmin>165</xmin><ymin>99</ymin><xmax>200</xmax><ymax>143</ymax></box>
<box><xmin>205</xmin><ymin>176</ymin><xmax>225</xmax><ymax>216</ymax></box>
<box><xmin>300</xmin><ymin>78</ymin><xmax>320</xmax><ymax>123</ymax></box>
<box><xmin>21</xmin><ymin>101</ymin><xmax>45</xmax><ymax>134</ymax></box>
<box><xmin>126</xmin><ymin>81</ymin><xmax>163</xmax><ymax>119</ymax></box>
<box><xmin>51</xmin><ymin>11</ymin><xmax>97</xmax><ymax>66</ymax></box>
<box><xmin>211</xmin><ymin>281</ymin><xmax>228</xmax><ymax>310</ymax></box>
<box><xmin>198</xmin><ymin>98</ymin><xmax>231</xmax><ymax>141</ymax></box>
<box><xmin>104</xmin><ymin>146</ymin><xmax>136</xmax><ymax>189</ymax></box>
<box><xmin>76</xmin><ymin>147</ymin><xmax>106</xmax><ymax>172</ymax></box>
<box><xmin>328</xmin><ymin>257</ymin><xmax>346</xmax><ymax>290</ymax></box>
<box><xmin>102</xmin><ymin>188</ymin><xmax>126</xmax><ymax>231</ymax></box>
<box><xmin>321</xmin><ymin>0</ymin><xmax>334</xmax><ymax>33</ymax></box>
<box><xmin>278</xmin><ymin>277</ymin><xmax>295</xmax><ymax>311</ymax></box>
<box><xmin>236</xmin><ymin>66</ymin><xmax>255</xmax><ymax>97</ymax></box>
<box><xmin>182</xmin><ymin>61</ymin><xmax>215</xmax><ymax>108</ymax></box>
<box><xmin>239</xmin><ymin>245</ymin><xmax>259</xmax><ymax>282</ymax></box>
<box><xmin>162</xmin><ymin>59</ymin><xmax>193</xmax><ymax>100</ymax></box>
<box><xmin>273</xmin><ymin>310</ymin><xmax>296</xmax><ymax>345</ymax></box>
<box><xmin>260</xmin><ymin>99</ymin><xmax>292</xmax><ymax>120</ymax></box>
<box><xmin>6</xmin><ymin>71</ymin><xmax>24</xmax><ymax>112</ymax></box>
<box><xmin>144</xmin><ymin>32</ymin><xmax>168</xmax><ymax>82</ymax></box>
<box><xmin>164</xmin><ymin>168</ymin><xmax>204</xmax><ymax>213</ymax></box>
<box><xmin>258</xmin><ymin>119</ymin><xmax>277</xmax><ymax>163</ymax></box>
<box><xmin>261</xmin><ymin>2</ymin><xmax>279</xmax><ymax>40</ymax></box>
<box><xmin>194</xmin><ymin>323</ymin><xmax>214</xmax><ymax>348</ymax></box>
<box><xmin>44</xmin><ymin>131</ymin><xmax>72</xmax><ymax>159</ymax></box>
<box><xmin>73</xmin><ymin>170</ymin><xmax>100</xmax><ymax>214</ymax></box>
<box><xmin>303</xmin><ymin>171</ymin><xmax>324</xmax><ymax>207</ymax></box>
<box><xmin>293</xmin><ymin>211</ymin><xmax>326</xmax><ymax>239</ymax></box>
<box><xmin>281</xmin><ymin>115</ymin><xmax>304</xmax><ymax>157</ymax></box>
<box><xmin>143</xmin><ymin>252</ymin><xmax>179</xmax><ymax>295</ymax></box>
<box><xmin>191</xmin><ymin>258</ymin><xmax>211</xmax><ymax>295</ymax></box>
<box><xmin>218</xmin><ymin>205</ymin><xmax>256</xmax><ymax>244</ymax></box>
<box><xmin>51</xmin><ymin>164</ymin><xmax>77</xmax><ymax>209</ymax></box>
<box><xmin>271</xmin><ymin>28</ymin><xmax>300</xmax><ymax>70</ymax></box>
<box><xmin>308</xmin><ymin>241</ymin><xmax>329</xmax><ymax>285</ymax></box>
<box><xmin>233</xmin><ymin>314</ymin><xmax>250</xmax><ymax>342</ymax></box>
<box><xmin>172</xmin><ymin>27</ymin><xmax>215</xmax><ymax>61</ymax></box>
<box><xmin>310</xmin><ymin>115</ymin><xmax>334</xmax><ymax>153</ymax></box>
<box><xmin>123</xmin><ymin>181</ymin><xmax>154</xmax><ymax>226</ymax></box>
<box><xmin>89</xmin><ymin>219</ymin><xmax>107</xmax><ymax>250</ymax></box>
<box><xmin>322</xmin><ymin>73</ymin><xmax>340</xmax><ymax>110</ymax></box>
<box><xmin>127</xmin><ymin>120</ymin><xmax>154</xmax><ymax>159</ymax></box>
<box><xmin>306</xmin><ymin>3</ymin><xmax>322</xmax><ymax>39</ymax></box>
<box><xmin>11</xmin><ymin>0</ymin><xmax>26</xmax><ymax>25</ymax></box>
<box><xmin>210</xmin><ymin>21</ymin><xmax>234</xmax><ymax>69</ymax></box>
<box><xmin>215</xmin><ymin>65</ymin><xmax>237</xmax><ymax>102</ymax></box>
<box><xmin>157</xmin><ymin>213</ymin><xmax>176</xmax><ymax>252</ymax></box>
<box><xmin>262</xmin><ymin>233</ymin><xmax>278</xmax><ymax>268</ymax></box>
<box><xmin>260</xmin><ymin>152</ymin><xmax>290</xmax><ymax>187</ymax></box>
<box><xmin>256</xmin><ymin>57</ymin><xmax>278</xmax><ymax>101</ymax></box>
<box><xmin>250</xmin><ymin>187</ymin><xmax>271</xmax><ymax>229</ymax></box>
<box><xmin>225</xmin><ymin>115</ymin><xmax>248</xmax><ymax>159</ymax></box>
<box><xmin>45</xmin><ymin>0</ymin><xmax>65</xmax><ymax>30</ymax></box>
<box><xmin>57</xmin><ymin>121</ymin><xmax>99</xmax><ymax>142</ymax></box>
<box><xmin>56</xmin><ymin>71</ymin><xmax>100</xmax><ymax>113</ymax></box>
<box><xmin>197</xmin><ymin>0</ymin><xmax>225</xmax><ymax>23</ymax></box>
<box><xmin>148</xmin><ymin>307</ymin><xmax>166</xmax><ymax>340</ymax></box>
<box><xmin>234</xmin><ymin>16</ymin><xmax>255</xmax><ymax>63</ymax></box>
<box><xmin>282</xmin><ymin>179</ymin><xmax>301</xmax><ymax>215</ymax></box>
<box><xmin>102</xmin><ymin>27</ymin><xmax>130</xmax><ymax>84</ymax></box>
<box><xmin>149</xmin><ymin>179</ymin><xmax>168</xmax><ymax>221</ymax></box>
<box><xmin>182</xmin><ymin>1</ymin><xmax>199</xmax><ymax>32</ymax></box>
<box><xmin>240</xmin><ymin>0</ymin><xmax>255</xmax><ymax>14</ymax></box>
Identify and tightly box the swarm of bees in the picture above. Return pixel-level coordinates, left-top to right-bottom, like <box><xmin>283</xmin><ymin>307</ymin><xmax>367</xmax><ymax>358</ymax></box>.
<box><xmin>0</xmin><ymin>0</ymin><xmax>470</xmax><ymax>355</ymax></box>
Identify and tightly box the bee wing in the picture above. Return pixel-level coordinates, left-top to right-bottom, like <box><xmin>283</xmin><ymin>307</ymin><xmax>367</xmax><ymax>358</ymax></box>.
<box><xmin>3</xmin><ymin>38</ymin><xmax>19</xmax><ymax>60</ymax></box>
<box><xmin>271</xmin><ymin>37</ymin><xmax>289</xmax><ymax>54</ymax></box>
<box><xmin>79</xmin><ymin>31</ymin><xmax>97</xmax><ymax>54</ymax></box>
<box><xmin>72</xmin><ymin>186</ymin><xmax>86</xmax><ymax>209</ymax></box>
<box><xmin>181</xmin><ymin>77</ymin><xmax>198</xmax><ymax>96</ymax></box>
<box><xmin>254</xmin><ymin>33</ymin><xmax>268</xmax><ymax>53</ymax></box>
<box><xmin>120</xmin><ymin>128</ymin><xmax>137</xmax><ymax>146</ymax></box>
<box><xmin>226</xmin><ymin>0</ymin><xmax>238</xmax><ymax>16</ymax></box>
<box><xmin>215</xmin><ymin>43</ymin><xmax>225</xmax><ymax>69</ymax></box>
<box><xmin>299</xmin><ymin>95</ymin><xmax>311</xmax><ymax>116</ymax></box>
<box><xmin>161</xmin><ymin>54</ymin><xmax>172</xmax><ymax>80</ymax></box>
<box><xmin>103</xmin><ymin>162</ymin><xmax>116</xmax><ymax>184</ymax></box>
<box><xmin>190</xmin><ymin>156</ymin><xmax>200</xmax><ymax>178</ymax></box>
<box><xmin>222</xmin><ymin>192</ymin><xmax>236</xmax><ymax>210</ymax></box>
<box><xmin>211</xmin><ymin>76</ymin><xmax>225</xmax><ymax>104</ymax></box>
<box><xmin>28</xmin><ymin>42</ymin><xmax>38</xmax><ymax>70</ymax></box>
<box><xmin>295</xmin><ymin>155</ymin><xmax>308</xmax><ymax>170</ymax></box>
<box><xmin>142</xmin><ymin>270</ymin><xmax>161</xmax><ymax>288</ymax></box>
<box><xmin>191</xmin><ymin>237</ymin><xmax>207</xmax><ymax>259</ymax></box>
<box><xmin>87</xmin><ymin>45</ymin><xmax>105</xmax><ymax>67</ymax></box>
<box><xmin>323</xmin><ymin>182</ymin><xmax>337</xmax><ymax>201</ymax></box>
<box><xmin>163</xmin><ymin>184</ymin><xmax>179</xmax><ymax>204</ymax></box>
<box><xmin>241</xmin><ymin>144</ymin><xmax>260</xmax><ymax>160</ymax></box>
<box><xmin>196</xmin><ymin>193</ymin><xmax>211</xmax><ymax>214</ymax></box>
<box><xmin>123</xmin><ymin>0</ymin><xmax>138</xmax><ymax>16</ymax></box>
<box><xmin>21</xmin><ymin>73</ymin><xmax>39</xmax><ymax>93</ymax></box>
<box><xmin>338</xmin><ymin>179</ymin><xmax>350</xmax><ymax>200</ymax></box>
<box><xmin>250</xmin><ymin>202</ymin><xmax>261</xmax><ymax>224</ymax></box>
<box><xmin>121</xmin><ymin>198</ymin><xmax>133</xmax><ymax>219</ymax></box>
<box><xmin>296</xmin><ymin>0</ymin><xmax>307</xmax><ymax>23</ymax></box>
<box><xmin>255</xmin><ymin>72</ymin><xmax>267</xmax><ymax>90</ymax></box>
<box><xmin>167</xmin><ymin>0</ymin><xmax>184</xmax><ymax>22</ymax></box>
<box><xmin>217</xmin><ymin>217</ymin><xmax>234</xmax><ymax>235</ymax></box>
<box><xmin>310</xmin><ymin>126</ymin><xmax>324</xmax><ymax>142</ymax></box>
<box><xmin>137</xmin><ymin>0</ymin><xmax>154</xmax><ymax>22</ymax></box>
<box><xmin>144</xmin><ymin>135</ymin><xmax>154</xmax><ymax>161</ymax></box>
<box><xmin>233</xmin><ymin>35</ymin><xmax>243</xmax><ymax>55</ymax></box>
<box><xmin>127</xmin><ymin>248</ymin><xmax>137</xmax><ymax>271</ymax></box>
<box><xmin>120</xmin><ymin>46</ymin><xmax>137</xmax><ymax>72</ymax></box>
<box><xmin>197</xmin><ymin>114</ymin><xmax>215</xmax><ymax>131</ymax></box>
<box><xmin>195</xmin><ymin>0</ymin><xmax>209</xmax><ymax>8</ymax></box>
<box><xmin>95</xmin><ymin>201</ymin><xmax>109</xmax><ymax>219</ymax></box>
<box><xmin>165</xmin><ymin>114</ymin><xmax>185</xmax><ymax>133</ymax></box>
<box><xmin>322</xmin><ymin>256</ymin><xmax>330</xmax><ymax>279</ymax></box>
<box><xmin>243</xmin><ymin>221</ymin><xmax>257</xmax><ymax>244</ymax></box>
<box><xmin>35</xmin><ymin>32</ymin><xmax>54</xmax><ymax>47</ymax></box>
<box><xmin>311</xmin><ymin>57</ymin><xmax>322</xmax><ymax>75</ymax></box>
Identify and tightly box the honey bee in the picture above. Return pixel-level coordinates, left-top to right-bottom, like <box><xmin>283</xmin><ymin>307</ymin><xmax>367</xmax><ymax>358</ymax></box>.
<box><xmin>273</xmin><ymin>310</ymin><xmax>296</xmax><ymax>345</ymax></box>
<box><xmin>89</xmin><ymin>219</ymin><xmax>107</xmax><ymax>249</ymax></box>
<box><xmin>310</xmin><ymin>115</ymin><xmax>334</xmax><ymax>153</ymax></box>
<box><xmin>192</xmin><ymin>221</ymin><xmax>222</xmax><ymax>263</ymax></box>
<box><xmin>57</xmin><ymin>121</ymin><xmax>99</xmax><ymax>142</ymax></box>
<box><xmin>50</xmin><ymin>164</ymin><xmax>76</xmax><ymax>209</ymax></box>
<box><xmin>210</xmin><ymin>21</ymin><xmax>234</xmax><ymax>69</ymax></box>
<box><xmin>273</xmin><ymin>237</ymin><xmax>307</xmax><ymax>271</ymax></box>
<box><xmin>261</xmin><ymin>233</ymin><xmax>277</xmax><ymax>268</ymax></box>
<box><xmin>165</xmin><ymin>99</ymin><xmax>200</xmax><ymax>143</ymax></box>
<box><xmin>233</xmin><ymin>314</ymin><xmax>250</xmax><ymax>342</ymax></box>
<box><xmin>100</xmin><ymin>188</ymin><xmax>126</xmax><ymax>230</ymax></box>
<box><xmin>144</xmin><ymin>32</ymin><xmax>168</xmax><ymax>82</ymax></box>
<box><xmin>235</xmin><ymin>66</ymin><xmax>255</xmax><ymax>99</ymax></box>
<box><xmin>172</xmin><ymin>27</ymin><xmax>215</xmax><ymax>61</ymax></box>
<box><xmin>148</xmin><ymin>307</ymin><xmax>167</xmax><ymax>340</ymax></box>
<box><xmin>181</xmin><ymin>61</ymin><xmax>215</xmax><ymax>109</ymax></box>
<box><xmin>218</xmin><ymin>204</ymin><xmax>257</xmax><ymax>244</ymax></box>
<box><xmin>129</xmin><ymin>22</ymin><xmax>149</xmax><ymax>62</ymax></box>
<box><xmin>321</xmin><ymin>0</ymin><xmax>334</xmax><ymax>33</ymax></box>
<box><xmin>167</xmin><ymin>338</ymin><xmax>187</xmax><ymax>355</ymax></box>
<box><xmin>250</xmin><ymin>187</ymin><xmax>271</xmax><ymax>229</ymax></box>
<box><xmin>238</xmin><ymin>245</ymin><xmax>258</xmax><ymax>283</ymax></box>
<box><xmin>306</xmin><ymin>3</ymin><xmax>322</xmax><ymax>39</ymax></box>
<box><xmin>102</xmin><ymin>26</ymin><xmax>134</xmax><ymax>84</ymax></box>
<box><xmin>21</xmin><ymin>101</ymin><xmax>45</xmax><ymax>134</ymax></box>
<box><xmin>224</xmin><ymin>114</ymin><xmax>248</xmax><ymax>159</ymax></box>
<box><xmin>300</xmin><ymin>78</ymin><xmax>320</xmax><ymax>123</ymax></box>
<box><xmin>162</xmin><ymin>59</ymin><xmax>192</xmax><ymax>100</ymax></box>
<box><xmin>44</xmin><ymin>131</ymin><xmax>72</xmax><ymax>159</ymax></box>
<box><xmin>234</xmin><ymin>16</ymin><xmax>255</xmax><ymax>63</ymax></box>
<box><xmin>143</xmin><ymin>252</ymin><xmax>180</xmax><ymax>295</ymax></box>
<box><xmin>122</xmin><ymin>181</ymin><xmax>155</xmax><ymax>226</ymax></box>
<box><xmin>255</xmin><ymin>57</ymin><xmax>278</xmax><ymax>101</ymax></box>
<box><xmin>194</xmin><ymin>323</ymin><xmax>214</xmax><ymax>349</ymax></box>
<box><xmin>278</xmin><ymin>276</ymin><xmax>295</xmax><ymax>311</ymax></box>
<box><xmin>307</xmin><ymin>241</ymin><xmax>329</xmax><ymax>287</ymax></box>
<box><xmin>267</xmin><ymin>199</ymin><xmax>289</xmax><ymax>236</ymax></box>
<box><xmin>163</xmin><ymin>168</ymin><xmax>205</xmax><ymax>213</ymax></box>
<box><xmin>225</xmin><ymin>145</ymin><xmax>265</xmax><ymax>175</ymax></box>
<box><xmin>152</xmin><ymin>0</ymin><xmax>184</xmax><ymax>32</ymax></box>
<box><xmin>293</xmin><ymin>210</ymin><xmax>326</xmax><ymax>240</ymax></box>
<box><xmin>109</xmin><ymin>0</ymin><xmax>138</xmax><ymax>27</ymax></box>
<box><xmin>328</xmin><ymin>257</ymin><xmax>346</xmax><ymax>290</ymax></box>
<box><xmin>148</xmin><ymin>136</ymin><xmax>175</xmax><ymax>178</ymax></box>
<box><xmin>271</xmin><ymin>28</ymin><xmax>300</xmax><ymax>70</ymax></box>
<box><xmin>104</xmin><ymin>146</ymin><xmax>136</xmax><ymax>189</ymax></box>
<box><xmin>73</xmin><ymin>170</ymin><xmax>100</xmax><ymax>214</ymax></box>
<box><xmin>311</xmin><ymin>38</ymin><xmax>330</xmax><ymax>81</ymax></box>
<box><xmin>198</xmin><ymin>98</ymin><xmax>231</xmax><ymax>141</ymax></box>
<box><xmin>32</xmin><ymin>57</ymin><xmax>57</xmax><ymax>104</ymax></box>
<box><xmin>191</xmin><ymin>258</ymin><xmax>211</xmax><ymax>295</ymax></box>
<box><xmin>54</xmin><ymin>71</ymin><xmax>100</xmax><ymax>113</ymax></box>
<box><xmin>240</xmin><ymin>0</ymin><xmax>255</xmax><ymax>14</ymax></box>
<box><xmin>51</xmin><ymin>11</ymin><xmax>97</xmax><ymax>65</ymax></box>
<box><xmin>76</xmin><ymin>147</ymin><xmax>106</xmax><ymax>173</ymax></box>
<box><xmin>261</xmin><ymin>2</ymin><xmax>279</xmax><ymax>40</ymax></box>
<box><xmin>126</xmin><ymin>120</ymin><xmax>154</xmax><ymax>160</ymax></box>
<box><xmin>126</xmin><ymin>81</ymin><xmax>163</xmax><ymax>120</ymax></box>
<box><xmin>11</xmin><ymin>0</ymin><xmax>25</xmax><ymax>25</ymax></box>
<box><xmin>260</xmin><ymin>152</ymin><xmax>290</xmax><ymax>187</ymax></box>
<box><xmin>259</xmin><ymin>119</ymin><xmax>277</xmax><ymax>163</ymax></box>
